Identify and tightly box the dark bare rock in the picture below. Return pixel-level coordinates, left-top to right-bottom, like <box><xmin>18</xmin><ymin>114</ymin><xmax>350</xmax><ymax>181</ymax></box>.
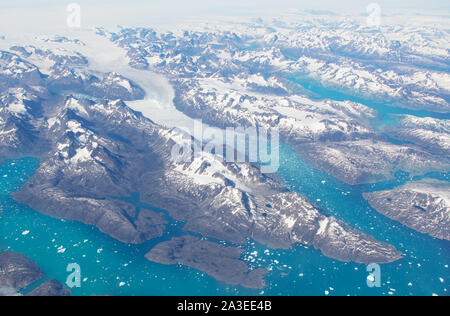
<box><xmin>26</xmin><ymin>280</ymin><xmax>72</xmax><ymax>296</ymax></box>
<box><xmin>145</xmin><ymin>236</ymin><xmax>268</xmax><ymax>289</ymax></box>
<box><xmin>134</xmin><ymin>209</ymin><xmax>167</xmax><ymax>241</ymax></box>
<box><xmin>107</xmin><ymin>27</ymin><xmax>450</xmax><ymax>188</ymax></box>
<box><xmin>0</xmin><ymin>253</ymin><xmax>71</xmax><ymax>296</ymax></box>
<box><xmin>13</xmin><ymin>188</ymin><xmax>164</xmax><ymax>245</ymax></box>
<box><xmin>12</xmin><ymin>98</ymin><xmax>168</xmax><ymax>244</ymax></box>
<box><xmin>0</xmin><ymin>252</ymin><xmax>44</xmax><ymax>291</ymax></box>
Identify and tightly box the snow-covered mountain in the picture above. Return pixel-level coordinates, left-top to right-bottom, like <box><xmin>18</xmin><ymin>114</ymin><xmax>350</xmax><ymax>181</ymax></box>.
<box><xmin>381</xmin><ymin>115</ymin><xmax>450</xmax><ymax>156</ymax></box>
<box><xmin>0</xmin><ymin>10</ymin><xmax>448</xmax><ymax>290</ymax></box>
<box><xmin>105</xmin><ymin>16</ymin><xmax>449</xmax><ymax>185</ymax></box>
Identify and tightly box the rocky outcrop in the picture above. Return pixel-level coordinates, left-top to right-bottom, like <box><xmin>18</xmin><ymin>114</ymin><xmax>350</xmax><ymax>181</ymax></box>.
<box><xmin>145</xmin><ymin>236</ymin><xmax>268</xmax><ymax>289</ymax></box>
<box><xmin>13</xmin><ymin>188</ymin><xmax>161</xmax><ymax>244</ymax></box>
<box><xmin>26</xmin><ymin>280</ymin><xmax>71</xmax><ymax>297</ymax></box>
<box><xmin>380</xmin><ymin>115</ymin><xmax>450</xmax><ymax>157</ymax></box>
<box><xmin>0</xmin><ymin>252</ymin><xmax>44</xmax><ymax>292</ymax></box>
<box><xmin>134</xmin><ymin>209</ymin><xmax>167</xmax><ymax>241</ymax></box>
<box><xmin>298</xmin><ymin>140</ymin><xmax>449</xmax><ymax>185</ymax></box>
<box><xmin>364</xmin><ymin>179</ymin><xmax>450</xmax><ymax>241</ymax></box>
<box><xmin>0</xmin><ymin>252</ymin><xmax>72</xmax><ymax>296</ymax></box>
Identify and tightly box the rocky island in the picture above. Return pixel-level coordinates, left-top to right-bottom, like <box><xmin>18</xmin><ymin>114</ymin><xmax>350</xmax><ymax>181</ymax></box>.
<box><xmin>146</xmin><ymin>236</ymin><xmax>268</xmax><ymax>289</ymax></box>
<box><xmin>364</xmin><ymin>179</ymin><xmax>450</xmax><ymax>241</ymax></box>
<box><xmin>0</xmin><ymin>252</ymin><xmax>71</xmax><ymax>296</ymax></box>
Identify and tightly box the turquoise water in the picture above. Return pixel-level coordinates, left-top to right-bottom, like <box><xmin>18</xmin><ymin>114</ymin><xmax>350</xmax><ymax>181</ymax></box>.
<box><xmin>0</xmin><ymin>153</ymin><xmax>448</xmax><ymax>296</ymax></box>
<box><xmin>0</xmin><ymin>158</ymin><xmax>258</xmax><ymax>296</ymax></box>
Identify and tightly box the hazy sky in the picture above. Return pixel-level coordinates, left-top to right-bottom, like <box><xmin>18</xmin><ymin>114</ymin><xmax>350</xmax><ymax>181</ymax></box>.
<box><xmin>0</xmin><ymin>0</ymin><xmax>449</xmax><ymax>35</ymax></box>
<box><xmin>2</xmin><ymin>0</ymin><xmax>449</xmax><ymax>10</ymax></box>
